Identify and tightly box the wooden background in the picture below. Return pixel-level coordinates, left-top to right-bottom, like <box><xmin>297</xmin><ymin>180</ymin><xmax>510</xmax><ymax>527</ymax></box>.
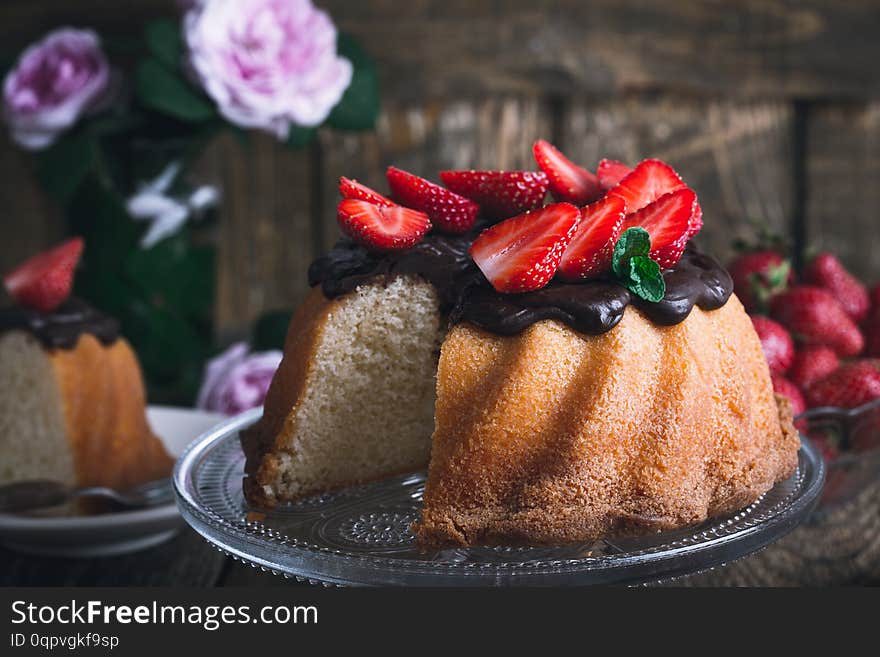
<box><xmin>2</xmin><ymin>0</ymin><xmax>880</xmax><ymax>342</ymax></box>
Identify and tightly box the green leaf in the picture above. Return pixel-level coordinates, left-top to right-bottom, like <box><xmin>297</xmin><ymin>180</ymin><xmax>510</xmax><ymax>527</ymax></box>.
<box><xmin>286</xmin><ymin>124</ymin><xmax>317</xmax><ymax>148</ymax></box>
<box><xmin>135</xmin><ymin>58</ymin><xmax>215</xmax><ymax>122</ymax></box>
<box><xmin>612</xmin><ymin>227</ymin><xmax>666</xmax><ymax>302</ymax></box>
<box><xmin>253</xmin><ymin>310</ymin><xmax>293</xmax><ymax>351</ymax></box>
<box><xmin>326</xmin><ymin>33</ymin><xmax>379</xmax><ymax>131</ymax></box>
<box><xmin>612</xmin><ymin>227</ymin><xmax>651</xmax><ymax>277</ymax></box>
<box><xmin>36</xmin><ymin>130</ymin><xmax>97</xmax><ymax>205</ymax></box>
<box><xmin>626</xmin><ymin>255</ymin><xmax>665</xmax><ymax>302</ymax></box>
<box><xmin>145</xmin><ymin>19</ymin><xmax>183</xmax><ymax>71</ymax></box>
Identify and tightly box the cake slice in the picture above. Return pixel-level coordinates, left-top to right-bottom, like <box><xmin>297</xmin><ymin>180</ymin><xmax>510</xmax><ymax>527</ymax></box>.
<box><xmin>241</xmin><ymin>277</ymin><xmax>444</xmax><ymax>506</ymax></box>
<box><xmin>0</xmin><ymin>240</ymin><xmax>172</xmax><ymax>495</ymax></box>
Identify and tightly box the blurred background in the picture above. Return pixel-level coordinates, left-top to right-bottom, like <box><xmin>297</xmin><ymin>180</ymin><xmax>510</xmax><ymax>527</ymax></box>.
<box><xmin>1</xmin><ymin>0</ymin><xmax>878</xmax><ymax>403</ymax></box>
<box><xmin>2</xmin><ymin>0</ymin><xmax>880</xmax><ymax>587</ymax></box>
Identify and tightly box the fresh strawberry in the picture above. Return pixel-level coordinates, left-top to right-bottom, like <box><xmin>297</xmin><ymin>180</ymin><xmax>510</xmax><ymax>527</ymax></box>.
<box><xmin>470</xmin><ymin>202</ymin><xmax>580</xmax><ymax>293</ymax></box>
<box><xmin>750</xmin><ymin>316</ymin><xmax>795</xmax><ymax>376</ymax></box>
<box><xmin>439</xmin><ymin>170</ymin><xmax>548</xmax><ymax>220</ymax></box>
<box><xmin>771</xmin><ymin>375</ymin><xmax>806</xmax><ymax>416</ymax></box>
<box><xmin>607</xmin><ymin>159</ymin><xmax>685</xmax><ymax>215</ymax></box>
<box><xmin>770</xmin><ymin>286</ymin><xmax>864</xmax><ymax>357</ymax></box>
<box><xmin>336</xmin><ymin>199</ymin><xmax>430</xmax><ymax>252</ymax></box>
<box><xmin>687</xmin><ymin>203</ymin><xmax>703</xmax><ymax>240</ymax></box>
<box><xmin>596</xmin><ymin>159</ymin><xmax>632</xmax><ymax>191</ymax></box>
<box><xmin>803</xmin><ymin>252</ymin><xmax>870</xmax><ymax>322</ymax></box>
<box><xmin>3</xmin><ymin>237</ymin><xmax>84</xmax><ymax>312</ymax></box>
<box><xmin>788</xmin><ymin>345</ymin><xmax>839</xmax><ymax>392</ymax></box>
<box><xmin>385</xmin><ymin>166</ymin><xmax>478</xmax><ymax>234</ymax></box>
<box><xmin>806</xmin><ymin>359</ymin><xmax>880</xmax><ymax>409</ymax></box>
<box><xmin>532</xmin><ymin>140</ymin><xmax>603</xmax><ymax>205</ymax></box>
<box><xmin>557</xmin><ymin>196</ymin><xmax>626</xmax><ymax>281</ymax></box>
<box><xmin>727</xmin><ymin>250</ymin><xmax>792</xmax><ymax>314</ymax></box>
<box><xmin>339</xmin><ymin>177</ymin><xmax>395</xmax><ymax>207</ymax></box>
<box><xmin>621</xmin><ymin>187</ymin><xmax>695</xmax><ymax>269</ymax></box>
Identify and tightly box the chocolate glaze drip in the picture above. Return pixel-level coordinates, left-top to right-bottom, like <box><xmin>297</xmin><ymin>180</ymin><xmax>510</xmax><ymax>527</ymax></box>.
<box><xmin>309</xmin><ymin>231</ymin><xmax>476</xmax><ymax>309</ymax></box>
<box><xmin>0</xmin><ymin>298</ymin><xmax>119</xmax><ymax>349</ymax></box>
<box><xmin>309</xmin><ymin>234</ymin><xmax>733</xmax><ymax>337</ymax></box>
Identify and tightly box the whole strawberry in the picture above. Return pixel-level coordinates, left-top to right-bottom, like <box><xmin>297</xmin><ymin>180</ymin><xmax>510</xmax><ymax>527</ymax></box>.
<box><xmin>770</xmin><ymin>286</ymin><xmax>864</xmax><ymax>357</ymax></box>
<box><xmin>750</xmin><ymin>316</ymin><xmax>794</xmax><ymax>375</ymax></box>
<box><xmin>803</xmin><ymin>252</ymin><xmax>870</xmax><ymax>323</ymax></box>
<box><xmin>771</xmin><ymin>375</ymin><xmax>806</xmax><ymax>416</ymax></box>
<box><xmin>788</xmin><ymin>345</ymin><xmax>839</xmax><ymax>392</ymax></box>
<box><xmin>3</xmin><ymin>237</ymin><xmax>84</xmax><ymax>313</ymax></box>
<box><xmin>806</xmin><ymin>359</ymin><xmax>880</xmax><ymax>409</ymax></box>
<box><xmin>727</xmin><ymin>250</ymin><xmax>792</xmax><ymax>314</ymax></box>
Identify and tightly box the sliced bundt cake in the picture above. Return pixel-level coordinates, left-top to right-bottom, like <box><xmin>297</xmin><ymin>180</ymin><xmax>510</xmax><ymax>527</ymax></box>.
<box><xmin>240</xmin><ymin>147</ymin><xmax>800</xmax><ymax>548</ymax></box>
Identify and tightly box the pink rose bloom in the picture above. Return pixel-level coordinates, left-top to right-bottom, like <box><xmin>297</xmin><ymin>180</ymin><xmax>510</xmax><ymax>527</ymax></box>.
<box><xmin>184</xmin><ymin>0</ymin><xmax>353</xmax><ymax>139</ymax></box>
<box><xmin>196</xmin><ymin>342</ymin><xmax>282</xmax><ymax>415</ymax></box>
<box><xmin>3</xmin><ymin>28</ymin><xmax>114</xmax><ymax>150</ymax></box>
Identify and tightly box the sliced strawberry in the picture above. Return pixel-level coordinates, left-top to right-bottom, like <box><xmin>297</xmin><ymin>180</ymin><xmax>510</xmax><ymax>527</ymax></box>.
<box><xmin>622</xmin><ymin>188</ymin><xmax>696</xmax><ymax>269</ymax></box>
<box><xmin>557</xmin><ymin>196</ymin><xmax>626</xmax><ymax>281</ymax></box>
<box><xmin>470</xmin><ymin>202</ymin><xmax>580</xmax><ymax>293</ymax></box>
<box><xmin>687</xmin><ymin>203</ymin><xmax>703</xmax><ymax>239</ymax></box>
<box><xmin>3</xmin><ymin>237</ymin><xmax>84</xmax><ymax>313</ymax></box>
<box><xmin>386</xmin><ymin>166</ymin><xmax>478</xmax><ymax>234</ymax></box>
<box><xmin>608</xmin><ymin>159</ymin><xmax>686</xmax><ymax>215</ymax></box>
<box><xmin>532</xmin><ymin>140</ymin><xmax>603</xmax><ymax>205</ymax></box>
<box><xmin>439</xmin><ymin>170</ymin><xmax>548</xmax><ymax>220</ymax></box>
<box><xmin>337</xmin><ymin>199</ymin><xmax>430</xmax><ymax>252</ymax></box>
<box><xmin>596</xmin><ymin>159</ymin><xmax>632</xmax><ymax>191</ymax></box>
<box><xmin>339</xmin><ymin>177</ymin><xmax>395</xmax><ymax>207</ymax></box>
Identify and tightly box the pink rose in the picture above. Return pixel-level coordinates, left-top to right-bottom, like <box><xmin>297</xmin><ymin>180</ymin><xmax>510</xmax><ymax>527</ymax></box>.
<box><xmin>3</xmin><ymin>28</ymin><xmax>114</xmax><ymax>150</ymax></box>
<box><xmin>196</xmin><ymin>342</ymin><xmax>282</xmax><ymax>415</ymax></box>
<box><xmin>184</xmin><ymin>0</ymin><xmax>353</xmax><ymax>138</ymax></box>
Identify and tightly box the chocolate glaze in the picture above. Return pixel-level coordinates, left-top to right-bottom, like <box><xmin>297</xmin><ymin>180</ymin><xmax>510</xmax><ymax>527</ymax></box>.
<box><xmin>309</xmin><ymin>233</ymin><xmax>733</xmax><ymax>337</ymax></box>
<box><xmin>309</xmin><ymin>231</ymin><xmax>476</xmax><ymax>309</ymax></box>
<box><xmin>0</xmin><ymin>298</ymin><xmax>119</xmax><ymax>349</ymax></box>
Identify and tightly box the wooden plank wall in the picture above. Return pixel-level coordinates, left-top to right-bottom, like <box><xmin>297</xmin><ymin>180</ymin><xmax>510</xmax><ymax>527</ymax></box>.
<box><xmin>1</xmin><ymin>0</ymin><xmax>879</xmax><ymax>339</ymax></box>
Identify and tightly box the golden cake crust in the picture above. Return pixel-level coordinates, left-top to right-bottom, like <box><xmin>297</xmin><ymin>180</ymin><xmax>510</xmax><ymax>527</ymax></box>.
<box><xmin>51</xmin><ymin>334</ymin><xmax>173</xmax><ymax>490</ymax></box>
<box><xmin>415</xmin><ymin>296</ymin><xmax>800</xmax><ymax>547</ymax></box>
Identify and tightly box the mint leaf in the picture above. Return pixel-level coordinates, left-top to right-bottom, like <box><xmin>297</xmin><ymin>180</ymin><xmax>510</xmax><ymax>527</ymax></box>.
<box><xmin>612</xmin><ymin>227</ymin><xmax>666</xmax><ymax>303</ymax></box>
<box><xmin>627</xmin><ymin>255</ymin><xmax>665</xmax><ymax>302</ymax></box>
<box><xmin>612</xmin><ymin>227</ymin><xmax>651</xmax><ymax>278</ymax></box>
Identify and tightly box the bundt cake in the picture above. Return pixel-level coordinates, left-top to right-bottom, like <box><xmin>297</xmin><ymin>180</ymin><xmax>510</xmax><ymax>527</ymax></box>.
<box><xmin>0</xmin><ymin>240</ymin><xmax>173</xmax><ymax>498</ymax></box>
<box><xmin>241</xmin><ymin>145</ymin><xmax>800</xmax><ymax>547</ymax></box>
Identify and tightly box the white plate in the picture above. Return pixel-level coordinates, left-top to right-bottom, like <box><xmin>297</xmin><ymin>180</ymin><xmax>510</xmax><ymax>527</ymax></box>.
<box><xmin>0</xmin><ymin>406</ymin><xmax>226</xmax><ymax>558</ymax></box>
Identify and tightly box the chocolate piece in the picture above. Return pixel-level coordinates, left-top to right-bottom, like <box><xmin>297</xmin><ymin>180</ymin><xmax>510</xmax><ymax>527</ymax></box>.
<box><xmin>309</xmin><ymin>234</ymin><xmax>734</xmax><ymax>337</ymax></box>
<box><xmin>0</xmin><ymin>298</ymin><xmax>119</xmax><ymax>349</ymax></box>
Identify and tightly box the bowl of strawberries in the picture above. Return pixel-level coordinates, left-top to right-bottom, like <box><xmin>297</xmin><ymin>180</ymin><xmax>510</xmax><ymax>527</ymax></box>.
<box><xmin>717</xmin><ymin>247</ymin><xmax>880</xmax><ymax>584</ymax></box>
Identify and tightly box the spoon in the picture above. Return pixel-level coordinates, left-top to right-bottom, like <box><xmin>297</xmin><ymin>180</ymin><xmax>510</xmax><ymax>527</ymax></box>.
<box><xmin>0</xmin><ymin>478</ymin><xmax>174</xmax><ymax>513</ymax></box>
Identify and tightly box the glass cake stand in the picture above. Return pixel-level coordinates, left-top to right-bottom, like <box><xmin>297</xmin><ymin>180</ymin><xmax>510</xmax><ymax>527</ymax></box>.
<box><xmin>173</xmin><ymin>408</ymin><xmax>825</xmax><ymax>587</ymax></box>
